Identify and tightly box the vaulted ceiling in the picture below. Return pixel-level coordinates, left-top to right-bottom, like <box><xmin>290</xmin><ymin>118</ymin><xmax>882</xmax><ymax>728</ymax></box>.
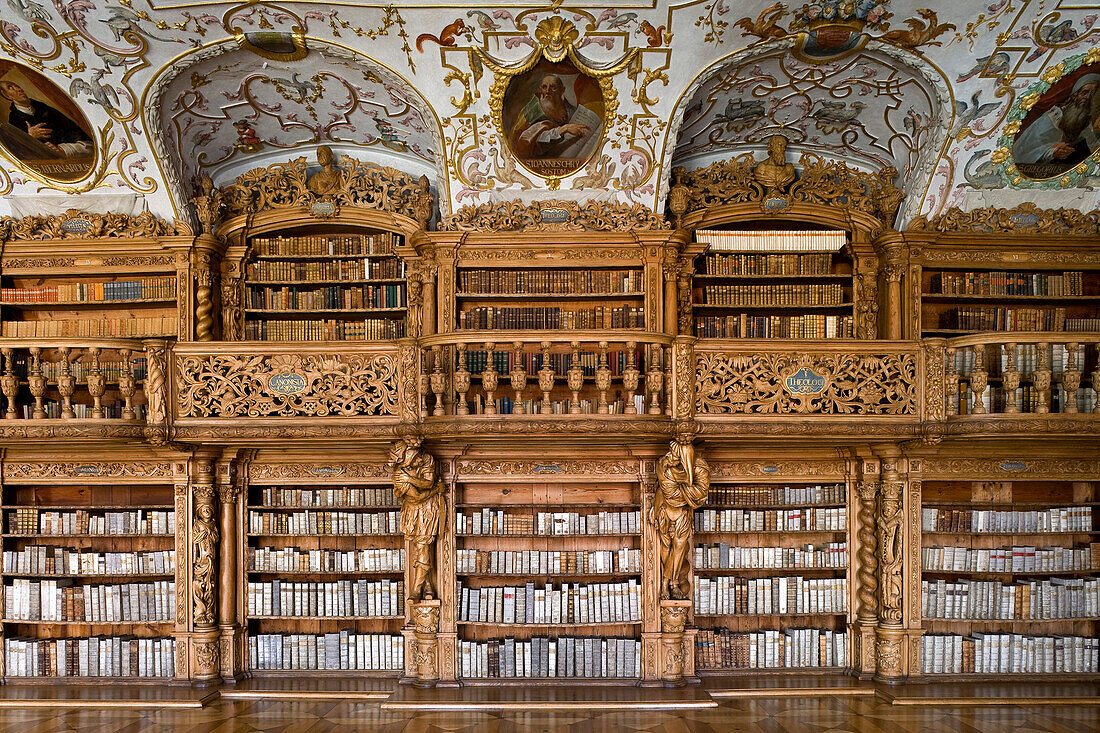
<box><xmin>0</xmin><ymin>1</ymin><xmax>1097</xmax><ymax>227</ymax></box>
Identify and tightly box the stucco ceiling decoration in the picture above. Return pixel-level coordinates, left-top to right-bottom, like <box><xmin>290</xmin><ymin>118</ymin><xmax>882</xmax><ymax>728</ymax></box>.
<box><xmin>668</xmin><ymin>39</ymin><xmax>949</xmax><ymax>225</ymax></box>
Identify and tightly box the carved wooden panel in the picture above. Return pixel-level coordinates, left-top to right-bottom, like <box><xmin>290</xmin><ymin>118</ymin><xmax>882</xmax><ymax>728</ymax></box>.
<box><xmin>2</xmin><ymin>461</ymin><xmax>173</xmax><ymax>480</ymax></box>
<box><xmin>915</xmin><ymin>458</ymin><xmax>1100</xmax><ymax>480</ymax></box>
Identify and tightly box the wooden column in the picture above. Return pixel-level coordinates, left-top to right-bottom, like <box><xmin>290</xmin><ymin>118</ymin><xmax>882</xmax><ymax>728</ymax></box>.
<box><xmin>191</xmin><ymin>458</ymin><xmax>221</xmax><ymax>685</ymax></box>
<box><xmin>852</xmin><ymin>458</ymin><xmax>880</xmax><ymax>678</ymax></box>
<box><xmin>880</xmin><ymin>242</ymin><xmax>906</xmax><ymax>340</ymax></box>
<box><xmin>189</xmin><ymin>178</ymin><xmax>226</xmax><ymax>342</ymax></box>
<box><xmin>216</xmin><ymin>454</ymin><xmax>245</xmax><ymax>681</ymax></box>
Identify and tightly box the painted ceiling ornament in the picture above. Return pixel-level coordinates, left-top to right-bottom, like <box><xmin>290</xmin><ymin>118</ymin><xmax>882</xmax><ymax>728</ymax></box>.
<box><xmin>225</xmin><ymin>3</ymin><xmax>309</xmax><ymax>62</ymax></box>
<box><xmin>476</xmin><ymin>16</ymin><xmax>638</xmax><ymax>189</ymax></box>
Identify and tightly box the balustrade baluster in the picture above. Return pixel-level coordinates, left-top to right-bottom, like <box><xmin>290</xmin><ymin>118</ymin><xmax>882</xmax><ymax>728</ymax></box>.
<box><xmin>418</xmin><ymin>350</ymin><xmax>430</xmax><ymax>419</ymax></box>
<box><xmin>1062</xmin><ymin>342</ymin><xmax>1081</xmax><ymax>414</ymax></box>
<box><xmin>1034</xmin><ymin>342</ymin><xmax>1051</xmax><ymax>414</ymax></box>
<box><xmin>646</xmin><ymin>343</ymin><xmax>663</xmax><ymax>415</ymax></box>
<box><xmin>86</xmin><ymin>346</ymin><xmax>105</xmax><ymax>419</ymax></box>
<box><xmin>510</xmin><ymin>342</ymin><xmax>527</xmax><ymax>414</ymax></box>
<box><xmin>57</xmin><ymin>347</ymin><xmax>76</xmax><ymax>419</ymax></box>
<box><xmin>28</xmin><ymin>347</ymin><xmax>46</xmax><ymax>419</ymax></box>
<box><xmin>454</xmin><ymin>342</ymin><xmax>471</xmax><ymax>417</ymax></box>
<box><xmin>944</xmin><ymin>346</ymin><xmax>958</xmax><ymax>416</ymax></box>
<box><xmin>595</xmin><ymin>341</ymin><xmax>610</xmax><ymax>414</ymax></box>
<box><xmin>430</xmin><ymin>345</ymin><xmax>446</xmax><ymax>417</ymax></box>
<box><xmin>482</xmin><ymin>342</ymin><xmax>499</xmax><ymax>416</ymax></box>
<box><xmin>538</xmin><ymin>341</ymin><xmax>554</xmax><ymax>415</ymax></box>
<box><xmin>118</xmin><ymin>348</ymin><xmax>136</xmax><ymax>420</ymax></box>
<box><xmin>567</xmin><ymin>342</ymin><xmax>583</xmax><ymax>415</ymax></box>
<box><xmin>1</xmin><ymin>348</ymin><xmax>17</xmax><ymax>419</ymax></box>
<box><xmin>622</xmin><ymin>341</ymin><xmax>639</xmax><ymax>415</ymax></box>
<box><xmin>968</xmin><ymin>345</ymin><xmax>988</xmax><ymax>415</ymax></box>
<box><xmin>664</xmin><ymin>345</ymin><xmax>674</xmax><ymax>416</ymax></box>
<box><xmin>1002</xmin><ymin>343</ymin><xmax>1019</xmax><ymax>414</ymax></box>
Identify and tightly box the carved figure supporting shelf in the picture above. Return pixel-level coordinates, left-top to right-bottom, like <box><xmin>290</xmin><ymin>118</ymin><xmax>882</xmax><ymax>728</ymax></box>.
<box><xmin>390</xmin><ymin>438</ymin><xmax>445</xmax><ymax>603</ymax></box>
<box><xmin>651</xmin><ymin>440</ymin><xmax>710</xmax><ymax>601</ymax></box>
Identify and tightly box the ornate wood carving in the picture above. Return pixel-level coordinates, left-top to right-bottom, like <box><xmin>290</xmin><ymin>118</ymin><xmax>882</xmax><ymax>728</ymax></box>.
<box><xmin>696</xmin><ymin>351</ymin><xmax>918</xmax><ymax>415</ymax></box>
<box><xmin>709</xmin><ymin>460</ymin><xmax>844</xmax><ymax>478</ymax></box>
<box><xmin>856</xmin><ymin>480</ymin><xmax>879</xmax><ymax>624</ymax></box>
<box><xmin>915</xmin><ymin>458</ymin><xmax>1100</xmax><ymax>479</ymax></box>
<box><xmin>455</xmin><ymin>459</ymin><xmax>638</xmax><ymax>477</ymax></box>
<box><xmin>441</xmin><ymin>199</ymin><xmax>667</xmax><ymax>232</ymax></box>
<box><xmin>877</xmin><ymin>469</ymin><xmax>904</xmax><ymax>626</ymax></box>
<box><xmin>0</xmin><ymin>210</ymin><xmax>177</xmax><ymax>241</ymax></box>
<box><xmin>175</xmin><ymin>352</ymin><xmax>399</xmax><ymax>418</ymax></box>
<box><xmin>651</xmin><ymin>441</ymin><xmax>709</xmax><ymax>600</ymax></box>
<box><xmin>2</xmin><ymin>461</ymin><xmax>173</xmax><ymax>479</ymax></box>
<box><xmin>144</xmin><ymin>341</ymin><xmax>170</xmax><ymax>445</ymax></box>
<box><xmin>249</xmin><ymin>463</ymin><xmax>392</xmax><ymax>480</ymax></box>
<box><xmin>391</xmin><ymin>439</ymin><xmax>445</xmax><ymax>603</ymax></box>
<box><xmin>908</xmin><ymin>203</ymin><xmax>1100</xmax><ymax>234</ymax></box>
<box><xmin>192</xmin><ymin>482</ymin><xmax>219</xmax><ymax>629</ymax></box>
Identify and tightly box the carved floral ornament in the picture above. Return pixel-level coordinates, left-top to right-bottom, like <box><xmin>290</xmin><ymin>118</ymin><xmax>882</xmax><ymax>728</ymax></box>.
<box><xmin>908</xmin><ymin>202</ymin><xmax>1100</xmax><ymax>234</ymax></box>
<box><xmin>175</xmin><ymin>352</ymin><xmax>399</xmax><ymax>418</ymax></box>
<box><xmin>0</xmin><ymin>210</ymin><xmax>179</xmax><ymax>242</ymax></box>
<box><xmin>440</xmin><ymin>198</ymin><xmax>667</xmax><ymax>232</ymax></box>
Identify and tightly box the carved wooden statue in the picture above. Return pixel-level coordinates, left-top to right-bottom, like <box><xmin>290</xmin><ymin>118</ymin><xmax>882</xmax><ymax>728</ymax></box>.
<box><xmin>390</xmin><ymin>438</ymin><xmax>446</xmax><ymax>602</ymax></box>
<box><xmin>192</xmin><ymin>489</ymin><xmax>219</xmax><ymax>627</ymax></box>
<box><xmin>306</xmin><ymin>145</ymin><xmax>342</xmax><ymax>196</ymax></box>
<box><xmin>652</xmin><ymin>439</ymin><xmax>710</xmax><ymax>600</ymax></box>
<box><xmin>753</xmin><ymin>134</ymin><xmax>796</xmax><ymax>195</ymax></box>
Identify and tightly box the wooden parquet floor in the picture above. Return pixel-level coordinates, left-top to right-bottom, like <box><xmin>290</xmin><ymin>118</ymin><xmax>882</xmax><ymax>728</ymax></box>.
<box><xmin>0</xmin><ymin>696</ymin><xmax>1098</xmax><ymax>732</ymax></box>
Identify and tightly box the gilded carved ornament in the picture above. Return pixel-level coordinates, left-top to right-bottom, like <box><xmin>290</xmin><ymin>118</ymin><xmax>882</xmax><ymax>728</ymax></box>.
<box><xmin>441</xmin><ymin>198</ymin><xmax>667</xmax><ymax>232</ymax></box>
<box><xmin>0</xmin><ymin>210</ymin><xmax>178</xmax><ymax>242</ymax></box>
<box><xmin>908</xmin><ymin>203</ymin><xmax>1100</xmax><ymax>234</ymax></box>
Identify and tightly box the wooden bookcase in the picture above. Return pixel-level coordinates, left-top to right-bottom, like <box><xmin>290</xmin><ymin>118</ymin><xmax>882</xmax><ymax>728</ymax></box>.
<box><xmin>451</xmin><ymin>465</ymin><xmax>644</xmax><ymax>681</ymax></box>
<box><xmin>241</xmin><ymin>228</ymin><xmax>408</xmax><ymax>341</ymax></box>
<box><xmin>243</xmin><ymin>466</ymin><xmax>406</xmax><ymax>675</ymax></box>
<box><xmin>692</xmin><ymin>478</ymin><xmax>851</xmax><ymax>673</ymax></box>
<box><xmin>1</xmin><ymin>478</ymin><xmax>180</xmax><ymax>680</ymax></box>
<box><xmin>918</xmin><ymin>479</ymin><xmax>1099</xmax><ymax>677</ymax></box>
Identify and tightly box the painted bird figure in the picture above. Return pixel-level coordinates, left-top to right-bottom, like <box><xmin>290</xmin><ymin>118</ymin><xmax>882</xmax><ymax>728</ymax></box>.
<box><xmin>270</xmin><ymin>72</ymin><xmax>318</xmax><ymax>102</ymax></box>
<box><xmin>466</xmin><ymin>10</ymin><xmax>499</xmax><ymax>32</ymax></box>
<box><xmin>811</xmin><ymin>101</ymin><xmax>867</xmax><ymax>133</ymax></box>
<box><xmin>951</xmin><ymin>91</ymin><xmax>1000</xmax><ymax>137</ymax></box>
<box><xmin>69</xmin><ymin>68</ymin><xmax>120</xmax><ymax>114</ymax></box>
<box><xmin>7</xmin><ymin>0</ymin><xmax>49</xmax><ymax>23</ymax></box>
<box><xmin>956</xmin><ymin>52</ymin><xmax>1010</xmax><ymax>83</ymax></box>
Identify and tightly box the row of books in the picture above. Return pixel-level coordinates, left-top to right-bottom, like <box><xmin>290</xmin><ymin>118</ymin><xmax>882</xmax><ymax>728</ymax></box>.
<box><xmin>249</xmin><ymin>547</ymin><xmax>404</xmax><ymax>574</ymax></box>
<box><xmin>921</xmin><ymin>578</ymin><xmax>1099</xmax><ymax>620</ymax></box>
<box><xmin>929</xmin><ymin>271</ymin><xmax>1084</xmax><ymax>297</ymax></box>
<box><xmin>693</xmin><ymin>507</ymin><xmax>847</xmax><ymax>533</ymax></box>
<box><xmin>461</xmin><ymin>348</ymin><xmax>646</xmax><ymax>378</ymax></box>
<box><xmin>244</xmin><ymin>317</ymin><xmax>406</xmax><ymax>341</ymax></box>
<box><xmin>4</xmin><ymin>636</ymin><xmax>175</xmax><ymax>678</ymax></box>
<box><xmin>457</xmin><ymin>580</ymin><xmax>641</xmax><ymax>625</ymax></box>
<box><xmin>1067</xmin><ymin>317</ymin><xmax>1100</xmax><ymax>331</ymax></box>
<box><xmin>3</xmin><ymin>547</ymin><xmax>175</xmax><ymax>576</ymax></box>
<box><xmin>701</xmin><ymin>252</ymin><xmax>836</xmax><ymax>276</ymax></box>
<box><xmin>695</xmin><ymin>628</ymin><xmax>848</xmax><ymax>670</ymax></box>
<box><xmin>256</xmin><ymin>486</ymin><xmax>396</xmax><ymax>508</ymax></box>
<box><xmin>248</xmin><ymin>632</ymin><xmax>403</xmax><ymax>671</ymax></box>
<box><xmin>707</xmin><ymin>483</ymin><xmax>845</xmax><ymax>506</ymax></box>
<box><xmin>246</xmin><ymin>258</ymin><xmax>406</xmax><ymax>281</ymax></box>
<box><xmin>921</xmin><ymin>545</ymin><xmax>1096</xmax><ymax>574</ymax></box>
<box><xmin>696</xmin><ymin>230</ymin><xmax>847</xmax><ymax>252</ymax></box>
<box><xmin>455</xmin><ymin>509</ymin><xmax>640</xmax><ymax>536</ymax></box>
<box><xmin>458</xmin><ymin>306</ymin><xmax>645</xmax><ymax>331</ymax></box>
<box><xmin>921</xmin><ymin>506</ymin><xmax>1092</xmax><ymax>534</ymax></box>
<box><xmin>458</xmin><ymin>269</ymin><xmax>643</xmax><ymax>295</ymax></box>
<box><xmin>1</xmin><ymin>278</ymin><xmax>176</xmax><ymax>304</ymax></box>
<box><xmin>4</xmin><ymin>579</ymin><xmax>174</xmax><ymax>622</ymax></box>
<box><xmin>455</xmin><ymin>548</ymin><xmax>642</xmax><ymax>576</ymax></box>
<box><xmin>246</xmin><ymin>579</ymin><xmax>404</xmax><ymax>618</ymax></box>
<box><xmin>1</xmin><ymin>316</ymin><xmax>176</xmax><ymax>338</ymax></box>
<box><xmin>694</xmin><ymin>576</ymin><xmax>848</xmax><ymax>615</ymax></box>
<box><xmin>938</xmin><ymin>306</ymin><xmax>1069</xmax><ymax>331</ymax></box>
<box><xmin>19</xmin><ymin>401</ymin><xmax>147</xmax><ymax>421</ymax></box>
<box><xmin>458</xmin><ymin>395</ymin><xmax>648</xmax><ymax>416</ymax></box>
<box><xmin>695</xmin><ymin>542</ymin><xmax>847</xmax><ymax>570</ymax></box>
<box><xmin>24</xmin><ymin>357</ymin><xmax>146</xmax><ymax>383</ymax></box>
<box><xmin>247</xmin><ymin>284</ymin><xmax>407</xmax><ymax>311</ymax></box>
<box><xmin>699</xmin><ymin>283</ymin><xmax>846</xmax><ymax>306</ymax></box>
<box><xmin>7</xmin><ymin>509</ymin><xmax>174</xmax><ymax>536</ymax></box>
<box><xmin>459</xmin><ymin>636</ymin><xmax>639</xmax><ymax>679</ymax></box>
<box><xmin>694</xmin><ymin>314</ymin><xmax>854</xmax><ymax>339</ymax></box>
<box><xmin>247</xmin><ymin>510</ymin><xmax>399</xmax><ymax>536</ymax></box>
<box><xmin>251</xmin><ymin>233</ymin><xmax>399</xmax><ymax>257</ymax></box>
<box><xmin>921</xmin><ymin>633</ymin><xmax>1097</xmax><ymax>674</ymax></box>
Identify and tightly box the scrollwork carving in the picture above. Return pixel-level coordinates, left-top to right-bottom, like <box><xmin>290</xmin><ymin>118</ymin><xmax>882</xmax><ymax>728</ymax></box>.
<box><xmin>455</xmin><ymin>460</ymin><xmax>637</xmax><ymax>477</ymax></box>
<box><xmin>2</xmin><ymin>462</ymin><xmax>172</xmax><ymax>479</ymax></box>
<box><xmin>175</xmin><ymin>352</ymin><xmax>399</xmax><ymax>418</ymax></box>
<box><xmin>441</xmin><ymin>199</ymin><xmax>667</xmax><ymax>232</ymax></box>
<box><xmin>908</xmin><ymin>203</ymin><xmax>1100</xmax><ymax>234</ymax></box>
<box><xmin>0</xmin><ymin>210</ymin><xmax>178</xmax><ymax>242</ymax></box>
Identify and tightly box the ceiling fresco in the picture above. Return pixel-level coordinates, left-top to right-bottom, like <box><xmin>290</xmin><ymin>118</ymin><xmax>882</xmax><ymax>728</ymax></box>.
<box><xmin>0</xmin><ymin>0</ymin><xmax>1096</xmax><ymax>227</ymax></box>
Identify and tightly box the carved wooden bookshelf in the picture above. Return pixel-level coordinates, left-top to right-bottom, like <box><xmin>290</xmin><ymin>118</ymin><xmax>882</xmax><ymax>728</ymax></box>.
<box><xmin>916</xmin><ymin>477</ymin><xmax>1099</xmax><ymax>677</ymax></box>
<box><xmin>692</xmin><ymin>465</ymin><xmax>851</xmax><ymax>674</ymax></box>
<box><xmin>447</xmin><ymin>455</ymin><xmax>647</xmax><ymax>682</ymax></box>
<box><xmin>242</xmin><ymin>456</ymin><xmax>406</xmax><ymax>676</ymax></box>
<box><xmin>0</xmin><ymin>456</ymin><xmax>186</xmax><ymax>683</ymax></box>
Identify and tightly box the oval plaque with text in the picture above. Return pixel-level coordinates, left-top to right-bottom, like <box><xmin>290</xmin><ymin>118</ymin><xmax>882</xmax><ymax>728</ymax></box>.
<box><xmin>784</xmin><ymin>367</ymin><xmax>828</xmax><ymax>395</ymax></box>
<box><xmin>269</xmin><ymin>373</ymin><xmax>307</xmax><ymax>395</ymax></box>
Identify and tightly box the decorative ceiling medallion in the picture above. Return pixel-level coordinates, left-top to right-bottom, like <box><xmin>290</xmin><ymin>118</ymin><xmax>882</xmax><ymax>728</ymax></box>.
<box><xmin>225</xmin><ymin>4</ymin><xmax>309</xmax><ymax>62</ymax></box>
<box><xmin>1007</xmin><ymin>54</ymin><xmax>1100</xmax><ymax>183</ymax></box>
<box><xmin>479</xmin><ymin>17</ymin><xmax>637</xmax><ymax>189</ymax></box>
<box><xmin>0</xmin><ymin>61</ymin><xmax>96</xmax><ymax>183</ymax></box>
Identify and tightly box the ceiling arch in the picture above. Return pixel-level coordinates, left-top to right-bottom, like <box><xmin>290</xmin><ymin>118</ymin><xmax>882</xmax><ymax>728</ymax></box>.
<box><xmin>143</xmin><ymin>36</ymin><xmax>448</xmax><ymax>221</ymax></box>
<box><xmin>662</xmin><ymin>38</ymin><xmax>952</xmax><ymax>225</ymax></box>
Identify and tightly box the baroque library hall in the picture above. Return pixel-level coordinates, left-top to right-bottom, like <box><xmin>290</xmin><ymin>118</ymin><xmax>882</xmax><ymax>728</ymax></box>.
<box><xmin>0</xmin><ymin>0</ymin><xmax>1098</xmax><ymax>726</ymax></box>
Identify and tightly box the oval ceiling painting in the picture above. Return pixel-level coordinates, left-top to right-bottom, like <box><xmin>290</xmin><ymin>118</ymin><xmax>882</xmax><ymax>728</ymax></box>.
<box><xmin>501</xmin><ymin>58</ymin><xmax>605</xmax><ymax>179</ymax></box>
<box><xmin>1011</xmin><ymin>61</ymin><xmax>1100</xmax><ymax>180</ymax></box>
<box><xmin>0</xmin><ymin>61</ymin><xmax>95</xmax><ymax>183</ymax></box>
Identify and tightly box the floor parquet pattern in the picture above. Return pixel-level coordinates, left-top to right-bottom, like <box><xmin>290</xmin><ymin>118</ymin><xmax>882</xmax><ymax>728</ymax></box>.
<box><xmin>0</xmin><ymin>695</ymin><xmax>1098</xmax><ymax>732</ymax></box>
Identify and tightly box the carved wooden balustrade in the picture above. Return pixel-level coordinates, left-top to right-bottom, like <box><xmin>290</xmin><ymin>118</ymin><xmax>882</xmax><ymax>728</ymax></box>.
<box><xmin>0</xmin><ymin>338</ymin><xmax>168</xmax><ymax>441</ymax></box>
<box><xmin>417</xmin><ymin>332</ymin><xmax>675</xmax><ymax>436</ymax></box>
<box><xmin>940</xmin><ymin>333</ymin><xmax>1100</xmax><ymax>433</ymax></box>
<box><xmin>692</xmin><ymin>339</ymin><xmax>928</xmax><ymax>440</ymax></box>
<box><xmin>171</xmin><ymin>341</ymin><xmax>410</xmax><ymax>442</ymax></box>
